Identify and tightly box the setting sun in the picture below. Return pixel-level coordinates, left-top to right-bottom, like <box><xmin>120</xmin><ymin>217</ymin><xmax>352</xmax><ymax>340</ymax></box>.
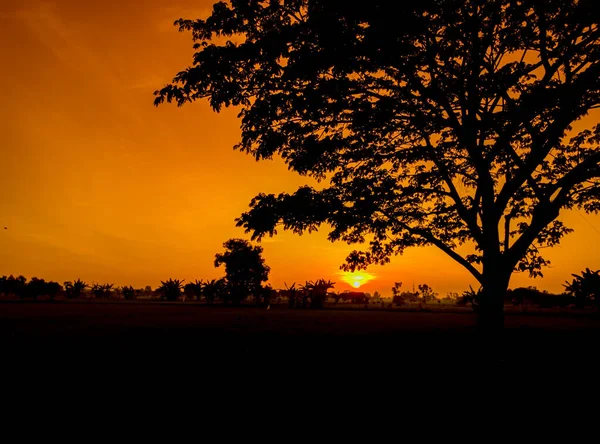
<box><xmin>340</xmin><ymin>272</ymin><xmax>375</xmax><ymax>289</ymax></box>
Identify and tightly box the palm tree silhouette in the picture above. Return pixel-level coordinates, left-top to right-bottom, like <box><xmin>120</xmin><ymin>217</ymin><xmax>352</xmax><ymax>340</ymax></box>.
<box><xmin>158</xmin><ymin>279</ymin><xmax>184</xmax><ymax>302</ymax></box>
<box><xmin>64</xmin><ymin>279</ymin><xmax>88</xmax><ymax>299</ymax></box>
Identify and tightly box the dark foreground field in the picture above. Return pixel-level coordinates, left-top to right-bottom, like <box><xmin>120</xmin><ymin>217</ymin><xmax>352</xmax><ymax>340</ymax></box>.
<box><xmin>2</xmin><ymin>302</ymin><xmax>599</xmax><ymax>378</ymax></box>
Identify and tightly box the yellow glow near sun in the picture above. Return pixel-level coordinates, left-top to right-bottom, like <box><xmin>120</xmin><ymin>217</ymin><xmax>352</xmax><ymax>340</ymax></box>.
<box><xmin>340</xmin><ymin>271</ymin><xmax>375</xmax><ymax>289</ymax></box>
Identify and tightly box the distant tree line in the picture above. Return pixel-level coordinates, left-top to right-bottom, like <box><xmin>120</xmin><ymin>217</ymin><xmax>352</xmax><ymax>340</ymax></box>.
<box><xmin>2</xmin><ymin>270</ymin><xmax>598</xmax><ymax>311</ymax></box>
<box><xmin>1</xmin><ymin>237</ymin><xmax>597</xmax><ymax>310</ymax></box>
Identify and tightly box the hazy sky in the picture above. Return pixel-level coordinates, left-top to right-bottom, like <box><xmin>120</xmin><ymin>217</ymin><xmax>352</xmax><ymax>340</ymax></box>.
<box><xmin>1</xmin><ymin>0</ymin><xmax>599</xmax><ymax>296</ymax></box>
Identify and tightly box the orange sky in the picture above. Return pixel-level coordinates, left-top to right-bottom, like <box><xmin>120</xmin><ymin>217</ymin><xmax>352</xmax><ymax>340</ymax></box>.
<box><xmin>1</xmin><ymin>0</ymin><xmax>599</xmax><ymax>296</ymax></box>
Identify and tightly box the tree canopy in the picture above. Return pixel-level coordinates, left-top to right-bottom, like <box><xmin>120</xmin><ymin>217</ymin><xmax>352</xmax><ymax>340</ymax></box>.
<box><xmin>156</xmin><ymin>0</ymin><xmax>600</xmax><ymax>325</ymax></box>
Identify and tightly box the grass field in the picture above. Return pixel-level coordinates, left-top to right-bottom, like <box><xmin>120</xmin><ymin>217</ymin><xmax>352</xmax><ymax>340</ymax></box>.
<box><xmin>2</xmin><ymin>301</ymin><xmax>599</xmax><ymax>378</ymax></box>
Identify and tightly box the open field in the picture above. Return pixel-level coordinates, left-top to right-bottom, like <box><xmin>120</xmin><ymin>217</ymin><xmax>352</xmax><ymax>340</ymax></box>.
<box><xmin>2</xmin><ymin>301</ymin><xmax>600</xmax><ymax>378</ymax></box>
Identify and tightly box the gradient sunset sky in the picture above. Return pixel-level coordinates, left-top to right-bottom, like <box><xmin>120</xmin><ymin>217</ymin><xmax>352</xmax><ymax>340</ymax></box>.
<box><xmin>1</xmin><ymin>0</ymin><xmax>599</xmax><ymax>296</ymax></box>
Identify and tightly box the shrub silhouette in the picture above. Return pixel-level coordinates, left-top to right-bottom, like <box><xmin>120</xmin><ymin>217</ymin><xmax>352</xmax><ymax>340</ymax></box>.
<box><xmin>120</xmin><ymin>285</ymin><xmax>136</xmax><ymax>300</ymax></box>
<box><xmin>564</xmin><ymin>269</ymin><xmax>600</xmax><ymax>308</ymax></box>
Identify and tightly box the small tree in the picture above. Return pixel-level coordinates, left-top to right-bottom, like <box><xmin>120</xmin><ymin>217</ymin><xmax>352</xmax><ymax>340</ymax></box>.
<box><xmin>417</xmin><ymin>284</ymin><xmax>438</xmax><ymax>304</ymax></box>
<box><xmin>64</xmin><ymin>279</ymin><xmax>87</xmax><ymax>299</ymax></box>
<box><xmin>158</xmin><ymin>279</ymin><xmax>184</xmax><ymax>302</ymax></box>
<box><xmin>309</xmin><ymin>279</ymin><xmax>335</xmax><ymax>309</ymax></box>
<box><xmin>214</xmin><ymin>239</ymin><xmax>270</xmax><ymax>305</ymax></box>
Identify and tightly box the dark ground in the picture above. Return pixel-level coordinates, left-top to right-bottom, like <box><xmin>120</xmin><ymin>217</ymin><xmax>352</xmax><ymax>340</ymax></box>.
<box><xmin>2</xmin><ymin>302</ymin><xmax>598</xmax><ymax>415</ymax></box>
<box><xmin>2</xmin><ymin>301</ymin><xmax>593</xmax><ymax>426</ymax></box>
<box><xmin>2</xmin><ymin>301</ymin><xmax>599</xmax><ymax>376</ymax></box>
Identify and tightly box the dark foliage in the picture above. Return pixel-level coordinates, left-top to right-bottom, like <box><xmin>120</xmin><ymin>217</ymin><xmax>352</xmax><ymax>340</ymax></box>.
<box><xmin>564</xmin><ymin>268</ymin><xmax>600</xmax><ymax>308</ymax></box>
<box><xmin>507</xmin><ymin>286</ymin><xmax>574</xmax><ymax>308</ymax></box>
<box><xmin>120</xmin><ymin>285</ymin><xmax>136</xmax><ymax>300</ymax></box>
<box><xmin>203</xmin><ymin>278</ymin><xmax>227</xmax><ymax>304</ymax></box>
<box><xmin>0</xmin><ymin>275</ymin><xmax>27</xmax><ymax>298</ymax></box>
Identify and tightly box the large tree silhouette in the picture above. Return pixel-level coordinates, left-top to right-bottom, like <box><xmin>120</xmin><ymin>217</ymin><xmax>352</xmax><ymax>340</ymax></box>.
<box><xmin>155</xmin><ymin>0</ymin><xmax>600</xmax><ymax>330</ymax></box>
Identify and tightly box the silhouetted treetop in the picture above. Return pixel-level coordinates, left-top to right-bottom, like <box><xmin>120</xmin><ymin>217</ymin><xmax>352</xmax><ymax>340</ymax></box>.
<box><xmin>215</xmin><ymin>238</ymin><xmax>270</xmax><ymax>304</ymax></box>
<box><xmin>156</xmin><ymin>0</ymin><xmax>599</xmax><ymax>329</ymax></box>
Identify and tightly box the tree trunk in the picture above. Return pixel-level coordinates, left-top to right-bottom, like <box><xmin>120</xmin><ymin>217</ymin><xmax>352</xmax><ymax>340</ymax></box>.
<box><xmin>477</xmin><ymin>284</ymin><xmax>506</xmax><ymax>331</ymax></box>
<box><xmin>476</xmin><ymin>269</ymin><xmax>510</xmax><ymax>347</ymax></box>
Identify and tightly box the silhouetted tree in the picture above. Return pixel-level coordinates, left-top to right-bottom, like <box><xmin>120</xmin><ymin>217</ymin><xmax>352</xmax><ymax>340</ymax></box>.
<box><xmin>371</xmin><ymin>291</ymin><xmax>382</xmax><ymax>303</ymax></box>
<box><xmin>64</xmin><ymin>279</ymin><xmax>87</xmax><ymax>299</ymax></box>
<box><xmin>184</xmin><ymin>280</ymin><xmax>204</xmax><ymax>302</ymax></box>
<box><xmin>91</xmin><ymin>283</ymin><xmax>114</xmax><ymax>299</ymax></box>
<box><xmin>26</xmin><ymin>278</ymin><xmax>62</xmax><ymax>300</ymax></box>
<box><xmin>417</xmin><ymin>284</ymin><xmax>438</xmax><ymax>304</ymax></box>
<box><xmin>120</xmin><ymin>285</ymin><xmax>136</xmax><ymax>300</ymax></box>
<box><xmin>564</xmin><ymin>268</ymin><xmax>600</xmax><ymax>308</ymax></box>
<box><xmin>7</xmin><ymin>275</ymin><xmax>28</xmax><ymax>298</ymax></box>
<box><xmin>391</xmin><ymin>282</ymin><xmax>405</xmax><ymax>306</ymax></box>
<box><xmin>24</xmin><ymin>277</ymin><xmax>44</xmax><ymax>299</ymax></box>
<box><xmin>283</xmin><ymin>282</ymin><xmax>298</xmax><ymax>308</ymax></box>
<box><xmin>157</xmin><ymin>1</ymin><xmax>600</xmax><ymax>332</ymax></box>
<box><xmin>301</xmin><ymin>279</ymin><xmax>335</xmax><ymax>308</ymax></box>
<box><xmin>298</xmin><ymin>281</ymin><xmax>312</xmax><ymax>308</ymax></box>
<box><xmin>214</xmin><ymin>239</ymin><xmax>270</xmax><ymax>305</ymax></box>
<box><xmin>459</xmin><ymin>286</ymin><xmax>483</xmax><ymax>311</ymax></box>
<box><xmin>158</xmin><ymin>279</ymin><xmax>184</xmax><ymax>302</ymax></box>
